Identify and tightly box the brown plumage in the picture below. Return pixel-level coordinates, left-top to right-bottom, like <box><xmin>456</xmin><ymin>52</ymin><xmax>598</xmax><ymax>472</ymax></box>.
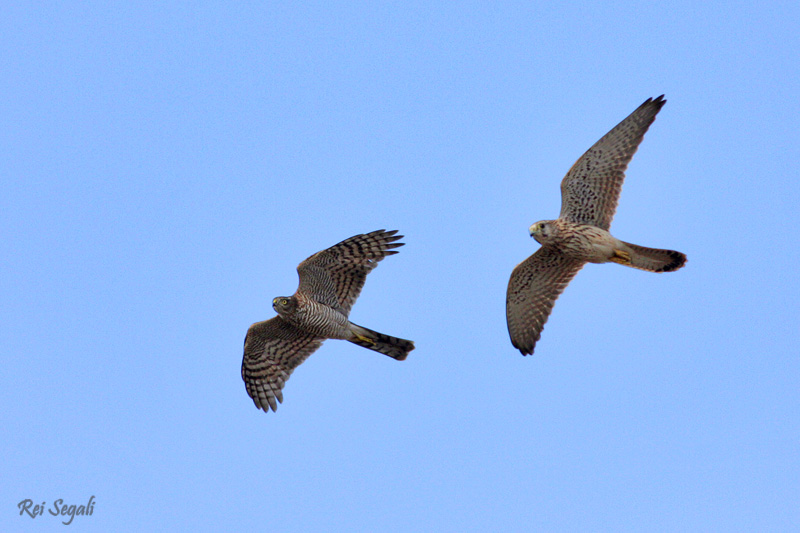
<box><xmin>507</xmin><ymin>96</ymin><xmax>687</xmax><ymax>356</ymax></box>
<box><xmin>242</xmin><ymin>230</ymin><xmax>414</xmax><ymax>413</ymax></box>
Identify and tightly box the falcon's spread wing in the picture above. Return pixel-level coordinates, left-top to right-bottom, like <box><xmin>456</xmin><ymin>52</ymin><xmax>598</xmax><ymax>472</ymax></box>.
<box><xmin>242</xmin><ymin>317</ymin><xmax>325</xmax><ymax>412</ymax></box>
<box><xmin>506</xmin><ymin>248</ymin><xmax>585</xmax><ymax>355</ymax></box>
<box><xmin>296</xmin><ymin>229</ymin><xmax>404</xmax><ymax>316</ymax></box>
<box><xmin>559</xmin><ymin>95</ymin><xmax>666</xmax><ymax>231</ymax></box>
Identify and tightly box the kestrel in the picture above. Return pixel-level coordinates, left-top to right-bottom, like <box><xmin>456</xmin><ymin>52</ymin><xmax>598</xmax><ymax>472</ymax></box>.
<box><xmin>242</xmin><ymin>229</ymin><xmax>415</xmax><ymax>412</ymax></box>
<box><xmin>506</xmin><ymin>95</ymin><xmax>687</xmax><ymax>355</ymax></box>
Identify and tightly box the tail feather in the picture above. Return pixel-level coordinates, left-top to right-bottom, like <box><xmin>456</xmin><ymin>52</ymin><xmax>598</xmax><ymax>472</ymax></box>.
<box><xmin>622</xmin><ymin>241</ymin><xmax>687</xmax><ymax>273</ymax></box>
<box><xmin>349</xmin><ymin>324</ymin><xmax>415</xmax><ymax>361</ymax></box>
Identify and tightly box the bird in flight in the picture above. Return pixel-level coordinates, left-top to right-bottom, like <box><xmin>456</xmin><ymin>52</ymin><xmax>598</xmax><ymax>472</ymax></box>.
<box><xmin>506</xmin><ymin>95</ymin><xmax>686</xmax><ymax>355</ymax></box>
<box><xmin>242</xmin><ymin>229</ymin><xmax>414</xmax><ymax>412</ymax></box>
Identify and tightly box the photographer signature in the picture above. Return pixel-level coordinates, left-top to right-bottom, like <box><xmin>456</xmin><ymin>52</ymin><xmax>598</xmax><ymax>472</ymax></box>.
<box><xmin>18</xmin><ymin>495</ymin><xmax>95</xmax><ymax>525</ymax></box>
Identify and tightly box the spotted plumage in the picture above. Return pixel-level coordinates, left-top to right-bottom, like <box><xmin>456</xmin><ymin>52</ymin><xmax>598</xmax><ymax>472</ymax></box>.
<box><xmin>242</xmin><ymin>230</ymin><xmax>414</xmax><ymax>412</ymax></box>
<box><xmin>506</xmin><ymin>95</ymin><xmax>687</xmax><ymax>355</ymax></box>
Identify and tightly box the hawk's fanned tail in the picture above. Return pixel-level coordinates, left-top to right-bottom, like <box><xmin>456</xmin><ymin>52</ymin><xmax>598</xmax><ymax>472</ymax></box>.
<box><xmin>349</xmin><ymin>324</ymin><xmax>415</xmax><ymax>361</ymax></box>
<box><xmin>620</xmin><ymin>241</ymin><xmax>687</xmax><ymax>273</ymax></box>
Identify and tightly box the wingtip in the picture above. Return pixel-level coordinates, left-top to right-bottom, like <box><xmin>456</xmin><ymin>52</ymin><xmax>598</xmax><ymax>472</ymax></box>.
<box><xmin>252</xmin><ymin>400</ymin><xmax>272</xmax><ymax>413</ymax></box>
<box><xmin>649</xmin><ymin>94</ymin><xmax>667</xmax><ymax>110</ymax></box>
<box><xmin>511</xmin><ymin>338</ymin><xmax>535</xmax><ymax>356</ymax></box>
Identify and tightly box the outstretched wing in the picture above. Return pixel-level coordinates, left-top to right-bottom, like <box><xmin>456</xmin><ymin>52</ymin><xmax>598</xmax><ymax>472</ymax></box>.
<box><xmin>296</xmin><ymin>229</ymin><xmax>404</xmax><ymax>316</ymax></box>
<box><xmin>559</xmin><ymin>95</ymin><xmax>666</xmax><ymax>231</ymax></box>
<box><xmin>241</xmin><ymin>317</ymin><xmax>325</xmax><ymax>412</ymax></box>
<box><xmin>506</xmin><ymin>248</ymin><xmax>585</xmax><ymax>355</ymax></box>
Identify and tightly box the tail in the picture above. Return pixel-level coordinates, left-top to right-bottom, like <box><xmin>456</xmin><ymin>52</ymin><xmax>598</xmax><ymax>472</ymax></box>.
<box><xmin>620</xmin><ymin>241</ymin><xmax>687</xmax><ymax>273</ymax></box>
<box><xmin>349</xmin><ymin>324</ymin><xmax>415</xmax><ymax>361</ymax></box>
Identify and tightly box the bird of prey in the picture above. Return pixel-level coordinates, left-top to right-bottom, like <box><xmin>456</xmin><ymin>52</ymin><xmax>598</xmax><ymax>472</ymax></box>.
<box><xmin>242</xmin><ymin>229</ymin><xmax>415</xmax><ymax>412</ymax></box>
<box><xmin>506</xmin><ymin>95</ymin><xmax>687</xmax><ymax>355</ymax></box>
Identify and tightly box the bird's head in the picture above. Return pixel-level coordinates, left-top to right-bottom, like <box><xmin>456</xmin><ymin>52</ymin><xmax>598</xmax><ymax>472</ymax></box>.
<box><xmin>529</xmin><ymin>220</ymin><xmax>555</xmax><ymax>245</ymax></box>
<box><xmin>272</xmin><ymin>296</ymin><xmax>296</xmax><ymax>316</ymax></box>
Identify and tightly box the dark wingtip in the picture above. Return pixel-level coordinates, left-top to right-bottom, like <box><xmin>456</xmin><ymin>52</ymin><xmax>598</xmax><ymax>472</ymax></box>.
<box><xmin>379</xmin><ymin>229</ymin><xmax>405</xmax><ymax>246</ymax></box>
<box><xmin>641</xmin><ymin>94</ymin><xmax>667</xmax><ymax>111</ymax></box>
<box><xmin>511</xmin><ymin>339</ymin><xmax>535</xmax><ymax>356</ymax></box>
<box><xmin>253</xmin><ymin>400</ymin><xmax>276</xmax><ymax>413</ymax></box>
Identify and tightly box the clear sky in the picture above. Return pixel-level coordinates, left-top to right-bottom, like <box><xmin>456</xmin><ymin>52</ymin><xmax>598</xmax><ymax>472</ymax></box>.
<box><xmin>2</xmin><ymin>2</ymin><xmax>798</xmax><ymax>531</ymax></box>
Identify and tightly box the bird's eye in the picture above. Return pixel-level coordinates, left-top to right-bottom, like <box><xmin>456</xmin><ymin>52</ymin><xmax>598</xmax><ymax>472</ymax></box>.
<box><xmin>281</xmin><ymin>299</ymin><xmax>288</xmax><ymax>305</ymax></box>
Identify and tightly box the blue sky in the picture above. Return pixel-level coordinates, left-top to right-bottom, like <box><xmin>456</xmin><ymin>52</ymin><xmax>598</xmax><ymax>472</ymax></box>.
<box><xmin>2</xmin><ymin>2</ymin><xmax>798</xmax><ymax>531</ymax></box>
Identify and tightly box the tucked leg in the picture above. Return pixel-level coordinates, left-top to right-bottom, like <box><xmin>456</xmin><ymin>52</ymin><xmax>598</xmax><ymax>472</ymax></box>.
<box><xmin>610</xmin><ymin>249</ymin><xmax>632</xmax><ymax>265</ymax></box>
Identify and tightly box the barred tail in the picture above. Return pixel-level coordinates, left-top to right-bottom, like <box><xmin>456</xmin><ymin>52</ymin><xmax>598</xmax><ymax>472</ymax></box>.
<box><xmin>349</xmin><ymin>324</ymin><xmax>415</xmax><ymax>361</ymax></box>
<box><xmin>622</xmin><ymin>241</ymin><xmax>687</xmax><ymax>273</ymax></box>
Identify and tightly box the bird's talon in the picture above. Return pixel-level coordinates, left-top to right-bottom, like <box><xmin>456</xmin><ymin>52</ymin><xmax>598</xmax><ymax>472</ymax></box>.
<box><xmin>356</xmin><ymin>334</ymin><xmax>375</xmax><ymax>345</ymax></box>
<box><xmin>611</xmin><ymin>249</ymin><xmax>632</xmax><ymax>265</ymax></box>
